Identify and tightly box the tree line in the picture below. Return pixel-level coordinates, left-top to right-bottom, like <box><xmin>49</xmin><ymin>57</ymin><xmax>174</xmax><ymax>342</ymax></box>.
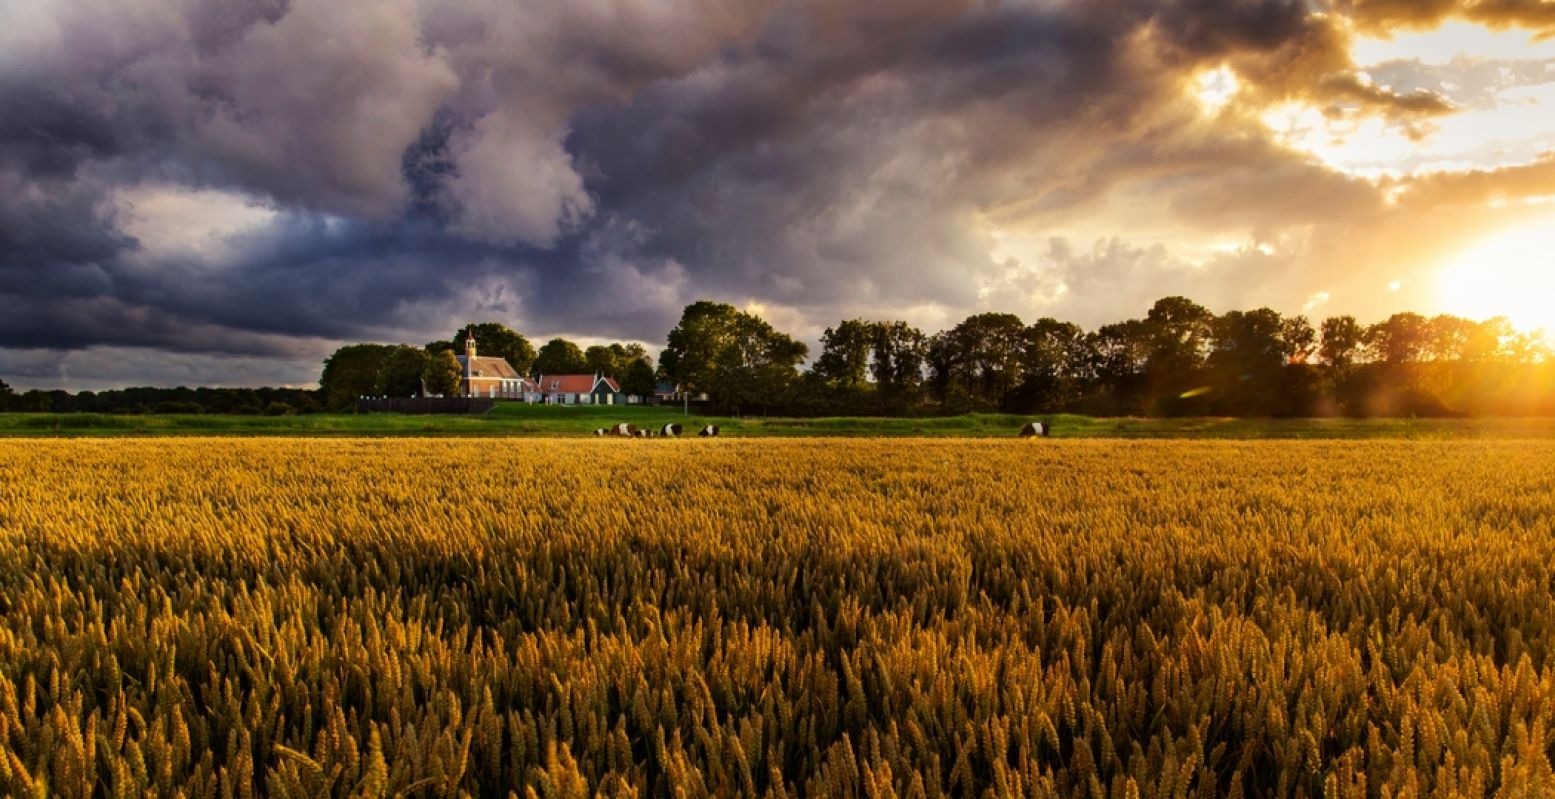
<box><xmin>0</xmin><ymin>383</ymin><xmax>323</xmax><ymax>415</ymax></box>
<box><xmin>652</xmin><ymin>297</ymin><xmax>1555</xmax><ymax>417</ymax></box>
<box><xmin>4</xmin><ymin>296</ymin><xmax>1552</xmax><ymax>416</ymax></box>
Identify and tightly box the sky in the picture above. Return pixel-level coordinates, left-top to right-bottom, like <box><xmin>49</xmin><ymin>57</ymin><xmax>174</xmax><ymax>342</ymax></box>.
<box><xmin>2</xmin><ymin>0</ymin><xmax>1554</xmax><ymax>390</ymax></box>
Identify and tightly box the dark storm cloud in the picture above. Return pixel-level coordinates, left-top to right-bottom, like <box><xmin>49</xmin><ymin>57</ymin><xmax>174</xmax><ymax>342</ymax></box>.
<box><xmin>0</xmin><ymin>0</ymin><xmax>1547</xmax><ymax>388</ymax></box>
<box><xmin>0</xmin><ymin>87</ymin><xmax>123</xmax><ymax>178</ymax></box>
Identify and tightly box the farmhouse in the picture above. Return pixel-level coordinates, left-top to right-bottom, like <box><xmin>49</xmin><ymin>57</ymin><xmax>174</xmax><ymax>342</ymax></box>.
<box><xmin>532</xmin><ymin>374</ymin><xmax>625</xmax><ymax>405</ymax></box>
<box><xmin>458</xmin><ymin>331</ymin><xmax>533</xmax><ymax>399</ymax></box>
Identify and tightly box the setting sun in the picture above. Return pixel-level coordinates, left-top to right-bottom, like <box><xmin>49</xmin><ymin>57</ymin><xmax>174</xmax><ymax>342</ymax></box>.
<box><xmin>1438</xmin><ymin>220</ymin><xmax>1555</xmax><ymax>336</ymax></box>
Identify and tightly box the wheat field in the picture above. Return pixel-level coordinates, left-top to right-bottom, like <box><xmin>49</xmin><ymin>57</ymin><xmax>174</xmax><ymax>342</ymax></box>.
<box><xmin>0</xmin><ymin>438</ymin><xmax>1552</xmax><ymax>797</ymax></box>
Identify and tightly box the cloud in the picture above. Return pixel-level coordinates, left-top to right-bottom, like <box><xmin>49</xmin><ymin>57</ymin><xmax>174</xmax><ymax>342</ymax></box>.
<box><xmin>1398</xmin><ymin>150</ymin><xmax>1555</xmax><ymax>206</ymax></box>
<box><xmin>1339</xmin><ymin>0</ymin><xmax>1555</xmax><ymax>35</ymax></box>
<box><xmin>189</xmin><ymin>0</ymin><xmax>461</xmax><ymax>217</ymax></box>
<box><xmin>439</xmin><ymin>110</ymin><xmax>593</xmax><ymax>246</ymax></box>
<box><xmin>2</xmin><ymin>0</ymin><xmax>1554</xmax><ymax>388</ymax></box>
<box><xmin>1012</xmin><ymin>236</ymin><xmax>1302</xmax><ymax>327</ymax></box>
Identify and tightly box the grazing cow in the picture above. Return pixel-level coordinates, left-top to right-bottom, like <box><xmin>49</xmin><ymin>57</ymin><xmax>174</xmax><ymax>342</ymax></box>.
<box><xmin>661</xmin><ymin>423</ymin><xmax>683</xmax><ymax>437</ymax></box>
<box><xmin>699</xmin><ymin>424</ymin><xmax>720</xmax><ymax>437</ymax></box>
<box><xmin>1019</xmin><ymin>421</ymin><xmax>1049</xmax><ymax>438</ymax></box>
<box><xmin>593</xmin><ymin>428</ymin><xmax>607</xmax><ymax>436</ymax></box>
<box><xmin>611</xmin><ymin>422</ymin><xmax>638</xmax><ymax>437</ymax></box>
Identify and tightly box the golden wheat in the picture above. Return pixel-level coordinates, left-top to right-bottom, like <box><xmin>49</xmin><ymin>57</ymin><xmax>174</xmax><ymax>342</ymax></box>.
<box><xmin>0</xmin><ymin>438</ymin><xmax>1552</xmax><ymax>797</ymax></box>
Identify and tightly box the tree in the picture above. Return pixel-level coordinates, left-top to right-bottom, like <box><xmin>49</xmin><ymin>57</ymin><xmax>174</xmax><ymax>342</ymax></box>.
<box><xmin>374</xmin><ymin>345</ymin><xmax>430</xmax><ymax>398</ymax></box>
<box><xmin>660</xmin><ymin>301</ymin><xmax>744</xmax><ymax>398</ymax></box>
<box><xmin>320</xmin><ymin>344</ymin><xmax>396</xmax><ymax>410</ymax></box>
<box><xmin>720</xmin><ymin>313</ymin><xmax>808</xmax><ymax>415</ymax></box>
<box><xmin>584</xmin><ymin>345</ymin><xmax>614</xmax><ymax>376</ymax></box>
<box><xmin>812</xmin><ymin>320</ymin><xmax>875</xmax><ymax>390</ymax></box>
<box><xmin>1142</xmin><ymin>296</ymin><xmax>1214</xmax><ymax>411</ymax></box>
<box><xmin>659</xmin><ymin>301</ymin><xmax>808</xmax><ymax>414</ymax></box>
<box><xmin>1464</xmin><ymin>317</ymin><xmax>1514</xmax><ymax>362</ymax></box>
<box><xmin>423</xmin><ymin>349</ymin><xmax>462</xmax><ymax>396</ymax></box>
<box><xmin>1426</xmin><ymin>314</ymin><xmax>1475</xmax><ymax>361</ymax></box>
<box><xmin>1013</xmin><ymin>318</ymin><xmax>1086</xmax><ymax>411</ymax></box>
<box><xmin>432</xmin><ymin>323</ymin><xmax>535</xmax><ymax>375</ymax></box>
<box><xmin>1280</xmin><ymin>315</ymin><xmax>1317</xmax><ymax>363</ymax></box>
<box><xmin>1320</xmin><ymin>316</ymin><xmax>1365</xmax><ymax>367</ymax></box>
<box><xmin>585</xmin><ymin>343</ymin><xmax>650</xmax><ymax>378</ymax></box>
<box><xmin>620</xmin><ymin>358</ymin><xmax>657</xmax><ymax>397</ymax></box>
<box><xmin>620</xmin><ymin>342</ymin><xmax>650</xmax><ymax>364</ymax></box>
<box><xmin>1208</xmin><ymin>308</ymin><xmax>1290</xmax><ymax>414</ymax></box>
<box><xmin>925</xmin><ymin>331</ymin><xmax>959</xmax><ymax>406</ymax></box>
<box><xmin>1211</xmin><ymin>309</ymin><xmax>1289</xmax><ymax>372</ymax></box>
<box><xmin>870</xmin><ymin>321</ymin><xmax>927</xmax><ymax>401</ymax></box>
<box><xmin>534</xmin><ymin>338</ymin><xmax>588</xmax><ymax>375</ymax></box>
<box><xmin>0</xmin><ymin>378</ymin><xmax>12</xmax><ymax>412</ymax></box>
<box><xmin>1367</xmin><ymin>312</ymin><xmax>1430</xmax><ymax>363</ymax></box>
<box><xmin>1081</xmin><ymin>320</ymin><xmax>1150</xmax><ymax>414</ymax></box>
<box><xmin>930</xmin><ymin>312</ymin><xmax>1027</xmax><ymax>409</ymax></box>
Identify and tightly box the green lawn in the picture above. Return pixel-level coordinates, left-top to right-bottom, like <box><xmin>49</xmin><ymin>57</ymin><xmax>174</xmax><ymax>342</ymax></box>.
<box><xmin>2</xmin><ymin>405</ymin><xmax>1554</xmax><ymax>438</ymax></box>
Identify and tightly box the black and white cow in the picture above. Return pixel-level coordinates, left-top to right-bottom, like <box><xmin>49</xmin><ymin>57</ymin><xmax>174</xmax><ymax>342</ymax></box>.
<box><xmin>698</xmin><ymin>425</ymin><xmax>720</xmax><ymax>437</ymax></box>
<box><xmin>1018</xmin><ymin>421</ymin><xmax>1049</xmax><ymax>438</ymax></box>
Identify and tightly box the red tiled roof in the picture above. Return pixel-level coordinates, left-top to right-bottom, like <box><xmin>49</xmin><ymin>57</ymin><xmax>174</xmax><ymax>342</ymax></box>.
<box><xmin>457</xmin><ymin>355</ymin><xmax>522</xmax><ymax>380</ymax></box>
<box><xmin>537</xmin><ymin>374</ymin><xmax>619</xmax><ymax>394</ymax></box>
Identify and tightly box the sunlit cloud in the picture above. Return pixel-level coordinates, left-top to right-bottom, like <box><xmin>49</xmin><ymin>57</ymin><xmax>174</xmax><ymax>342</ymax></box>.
<box><xmin>1352</xmin><ymin>21</ymin><xmax>1554</xmax><ymax>66</ymax></box>
<box><xmin>117</xmin><ymin>186</ymin><xmax>279</xmax><ymax>264</ymax></box>
<box><xmin>1193</xmin><ymin>65</ymin><xmax>1241</xmax><ymax>116</ymax></box>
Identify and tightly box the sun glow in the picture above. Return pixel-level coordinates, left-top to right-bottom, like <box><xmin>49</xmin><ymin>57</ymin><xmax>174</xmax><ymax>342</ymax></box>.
<box><xmin>1438</xmin><ymin>221</ymin><xmax>1555</xmax><ymax>335</ymax></box>
<box><xmin>1193</xmin><ymin>66</ymin><xmax>1240</xmax><ymax>115</ymax></box>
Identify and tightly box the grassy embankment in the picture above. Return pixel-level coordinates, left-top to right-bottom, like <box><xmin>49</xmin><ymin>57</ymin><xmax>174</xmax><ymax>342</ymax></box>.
<box><xmin>2</xmin><ymin>403</ymin><xmax>1554</xmax><ymax>437</ymax></box>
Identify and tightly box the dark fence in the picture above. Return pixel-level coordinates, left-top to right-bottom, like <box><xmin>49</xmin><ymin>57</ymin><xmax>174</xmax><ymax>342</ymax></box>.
<box><xmin>357</xmin><ymin>398</ymin><xmax>495</xmax><ymax>414</ymax></box>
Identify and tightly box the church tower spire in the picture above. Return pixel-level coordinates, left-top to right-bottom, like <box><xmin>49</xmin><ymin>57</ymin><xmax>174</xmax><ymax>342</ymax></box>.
<box><xmin>462</xmin><ymin>325</ymin><xmax>477</xmax><ymax>397</ymax></box>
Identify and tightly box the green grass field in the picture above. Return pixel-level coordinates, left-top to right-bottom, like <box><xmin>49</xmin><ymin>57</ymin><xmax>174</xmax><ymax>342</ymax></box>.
<box><xmin>3</xmin><ymin>403</ymin><xmax>1554</xmax><ymax>437</ymax></box>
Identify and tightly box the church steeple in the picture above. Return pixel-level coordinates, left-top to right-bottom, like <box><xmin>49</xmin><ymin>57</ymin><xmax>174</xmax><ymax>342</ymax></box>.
<box><xmin>462</xmin><ymin>325</ymin><xmax>477</xmax><ymax>397</ymax></box>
